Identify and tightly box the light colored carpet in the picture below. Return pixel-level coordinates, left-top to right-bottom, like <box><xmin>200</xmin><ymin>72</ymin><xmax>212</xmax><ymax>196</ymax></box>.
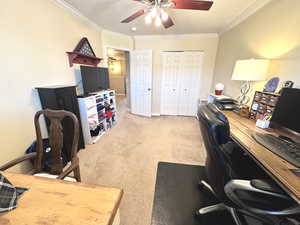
<box><xmin>78</xmin><ymin>96</ymin><xmax>206</xmax><ymax>225</ymax></box>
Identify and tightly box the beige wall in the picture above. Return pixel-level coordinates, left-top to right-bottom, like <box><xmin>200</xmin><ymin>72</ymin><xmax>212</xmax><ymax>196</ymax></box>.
<box><xmin>134</xmin><ymin>35</ymin><xmax>219</xmax><ymax>114</ymax></box>
<box><xmin>109</xmin><ymin>76</ymin><xmax>126</xmax><ymax>94</ymax></box>
<box><xmin>102</xmin><ymin>30</ymin><xmax>134</xmax><ymax>66</ymax></box>
<box><xmin>0</xmin><ymin>0</ymin><xmax>103</xmax><ymax>172</ymax></box>
<box><xmin>102</xmin><ymin>30</ymin><xmax>134</xmax><ymax>50</ymax></box>
<box><xmin>213</xmin><ymin>0</ymin><xmax>300</xmax><ymax>100</ymax></box>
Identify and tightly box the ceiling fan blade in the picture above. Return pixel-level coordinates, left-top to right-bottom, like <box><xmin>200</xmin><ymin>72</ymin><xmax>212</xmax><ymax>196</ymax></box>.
<box><xmin>121</xmin><ymin>9</ymin><xmax>145</xmax><ymax>23</ymax></box>
<box><xmin>171</xmin><ymin>0</ymin><xmax>213</xmax><ymax>10</ymax></box>
<box><xmin>162</xmin><ymin>16</ymin><xmax>174</xmax><ymax>29</ymax></box>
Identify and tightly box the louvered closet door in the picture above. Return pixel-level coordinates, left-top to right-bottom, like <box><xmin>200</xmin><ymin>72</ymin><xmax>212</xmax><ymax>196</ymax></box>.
<box><xmin>178</xmin><ymin>52</ymin><xmax>203</xmax><ymax>116</ymax></box>
<box><xmin>161</xmin><ymin>51</ymin><xmax>203</xmax><ymax>116</ymax></box>
<box><xmin>161</xmin><ymin>52</ymin><xmax>181</xmax><ymax>115</ymax></box>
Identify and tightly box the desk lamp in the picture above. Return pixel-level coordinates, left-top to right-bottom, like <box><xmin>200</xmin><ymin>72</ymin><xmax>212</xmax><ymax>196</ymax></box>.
<box><xmin>232</xmin><ymin>59</ymin><xmax>269</xmax><ymax>105</ymax></box>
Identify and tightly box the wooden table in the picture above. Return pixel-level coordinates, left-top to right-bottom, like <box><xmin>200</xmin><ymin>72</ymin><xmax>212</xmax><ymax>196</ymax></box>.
<box><xmin>0</xmin><ymin>172</ymin><xmax>123</xmax><ymax>225</ymax></box>
<box><xmin>223</xmin><ymin>111</ymin><xmax>300</xmax><ymax>204</ymax></box>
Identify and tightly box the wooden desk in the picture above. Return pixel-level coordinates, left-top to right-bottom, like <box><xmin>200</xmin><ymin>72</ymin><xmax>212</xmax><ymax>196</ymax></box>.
<box><xmin>223</xmin><ymin>111</ymin><xmax>300</xmax><ymax>204</ymax></box>
<box><xmin>0</xmin><ymin>172</ymin><xmax>123</xmax><ymax>225</ymax></box>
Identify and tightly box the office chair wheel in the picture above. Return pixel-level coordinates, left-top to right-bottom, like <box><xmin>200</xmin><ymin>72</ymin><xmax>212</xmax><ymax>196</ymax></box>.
<box><xmin>195</xmin><ymin>209</ymin><xmax>210</xmax><ymax>224</ymax></box>
<box><xmin>198</xmin><ymin>180</ymin><xmax>207</xmax><ymax>189</ymax></box>
<box><xmin>198</xmin><ymin>180</ymin><xmax>217</xmax><ymax>199</ymax></box>
<box><xmin>195</xmin><ymin>210</ymin><xmax>203</xmax><ymax>222</ymax></box>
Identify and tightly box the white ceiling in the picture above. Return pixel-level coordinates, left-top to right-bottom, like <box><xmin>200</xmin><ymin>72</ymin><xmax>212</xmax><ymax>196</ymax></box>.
<box><xmin>62</xmin><ymin>0</ymin><xmax>271</xmax><ymax>35</ymax></box>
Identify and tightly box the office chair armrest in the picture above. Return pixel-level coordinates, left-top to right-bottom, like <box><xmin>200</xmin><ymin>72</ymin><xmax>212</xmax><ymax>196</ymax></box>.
<box><xmin>0</xmin><ymin>153</ymin><xmax>37</xmax><ymax>171</ymax></box>
<box><xmin>225</xmin><ymin>179</ymin><xmax>300</xmax><ymax>216</ymax></box>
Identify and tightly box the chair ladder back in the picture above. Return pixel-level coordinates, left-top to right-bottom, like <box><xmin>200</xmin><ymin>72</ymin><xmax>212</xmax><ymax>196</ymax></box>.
<box><xmin>34</xmin><ymin>109</ymin><xmax>80</xmax><ymax>175</ymax></box>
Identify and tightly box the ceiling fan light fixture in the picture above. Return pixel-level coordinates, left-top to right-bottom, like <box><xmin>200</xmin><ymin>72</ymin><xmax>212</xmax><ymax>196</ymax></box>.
<box><xmin>160</xmin><ymin>8</ymin><xmax>169</xmax><ymax>21</ymax></box>
<box><xmin>145</xmin><ymin>13</ymin><xmax>152</xmax><ymax>24</ymax></box>
<box><xmin>150</xmin><ymin>7</ymin><xmax>157</xmax><ymax>18</ymax></box>
<box><xmin>120</xmin><ymin>0</ymin><xmax>214</xmax><ymax>29</ymax></box>
<box><xmin>155</xmin><ymin>16</ymin><xmax>162</xmax><ymax>27</ymax></box>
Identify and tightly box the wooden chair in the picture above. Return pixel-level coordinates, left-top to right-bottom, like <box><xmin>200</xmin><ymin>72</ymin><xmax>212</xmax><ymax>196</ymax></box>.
<box><xmin>0</xmin><ymin>109</ymin><xmax>81</xmax><ymax>182</ymax></box>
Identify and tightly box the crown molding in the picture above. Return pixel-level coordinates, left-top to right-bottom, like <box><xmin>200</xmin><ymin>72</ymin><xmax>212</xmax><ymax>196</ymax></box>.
<box><xmin>102</xmin><ymin>29</ymin><xmax>134</xmax><ymax>39</ymax></box>
<box><xmin>134</xmin><ymin>33</ymin><xmax>219</xmax><ymax>40</ymax></box>
<box><xmin>51</xmin><ymin>0</ymin><xmax>103</xmax><ymax>32</ymax></box>
<box><xmin>220</xmin><ymin>0</ymin><xmax>273</xmax><ymax>34</ymax></box>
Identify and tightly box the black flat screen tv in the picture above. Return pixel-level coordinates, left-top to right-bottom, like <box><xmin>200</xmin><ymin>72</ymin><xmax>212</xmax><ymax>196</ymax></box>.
<box><xmin>80</xmin><ymin>66</ymin><xmax>110</xmax><ymax>94</ymax></box>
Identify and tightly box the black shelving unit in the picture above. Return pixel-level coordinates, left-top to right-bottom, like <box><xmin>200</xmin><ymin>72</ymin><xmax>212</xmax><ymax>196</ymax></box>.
<box><xmin>36</xmin><ymin>85</ymin><xmax>85</xmax><ymax>161</ymax></box>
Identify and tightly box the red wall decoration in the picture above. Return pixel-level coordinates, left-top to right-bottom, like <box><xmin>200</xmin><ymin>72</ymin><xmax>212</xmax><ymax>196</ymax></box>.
<box><xmin>66</xmin><ymin>37</ymin><xmax>103</xmax><ymax>67</ymax></box>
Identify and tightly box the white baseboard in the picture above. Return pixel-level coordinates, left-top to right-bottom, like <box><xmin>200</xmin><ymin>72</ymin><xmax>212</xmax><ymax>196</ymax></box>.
<box><xmin>152</xmin><ymin>113</ymin><xmax>161</xmax><ymax>116</ymax></box>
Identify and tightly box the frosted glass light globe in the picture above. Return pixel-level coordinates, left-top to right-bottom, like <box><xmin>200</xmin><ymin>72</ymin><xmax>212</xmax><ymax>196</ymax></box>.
<box><xmin>145</xmin><ymin>14</ymin><xmax>152</xmax><ymax>24</ymax></box>
<box><xmin>155</xmin><ymin>16</ymin><xmax>161</xmax><ymax>27</ymax></box>
<box><xmin>150</xmin><ymin>8</ymin><xmax>157</xmax><ymax>18</ymax></box>
<box><xmin>160</xmin><ymin>9</ymin><xmax>169</xmax><ymax>21</ymax></box>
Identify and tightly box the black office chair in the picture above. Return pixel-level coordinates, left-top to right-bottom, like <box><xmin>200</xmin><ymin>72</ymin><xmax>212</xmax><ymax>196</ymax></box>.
<box><xmin>206</xmin><ymin>103</ymin><xmax>268</xmax><ymax>180</ymax></box>
<box><xmin>196</xmin><ymin>104</ymin><xmax>300</xmax><ymax>225</ymax></box>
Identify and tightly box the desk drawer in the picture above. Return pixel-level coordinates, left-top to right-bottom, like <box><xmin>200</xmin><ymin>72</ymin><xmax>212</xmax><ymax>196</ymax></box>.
<box><xmin>254</xmin><ymin>95</ymin><xmax>262</xmax><ymax>102</ymax></box>
<box><xmin>255</xmin><ymin>92</ymin><xmax>263</xmax><ymax>97</ymax></box>
<box><xmin>258</xmin><ymin>104</ymin><xmax>267</xmax><ymax>113</ymax></box>
<box><xmin>266</xmin><ymin>105</ymin><xmax>275</xmax><ymax>113</ymax></box>
<box><xmin>268</xmin><ymin>96</ymin><xmax>279</xmax><ymax>106</ymax></box>
<box><xmin>261</xmin><ymin>95</ymin><xmax>270</xmax><ymax>104</ymax></box>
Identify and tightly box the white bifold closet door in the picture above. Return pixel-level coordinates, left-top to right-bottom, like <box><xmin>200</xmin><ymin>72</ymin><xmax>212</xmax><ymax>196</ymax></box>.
<box><xmin>130</xmin><ymin>50</ymin><xmax>153</xmax><ymax>117</ymax></box>
<box><xmin>161</xmin><ymin>51</ymin><xmax>203</xmax><ymax>116</ymax></box>
<box><xmin>160</xmin><ymin>52</ymin><xmax>181</xmax><ymax>115</ymax></box>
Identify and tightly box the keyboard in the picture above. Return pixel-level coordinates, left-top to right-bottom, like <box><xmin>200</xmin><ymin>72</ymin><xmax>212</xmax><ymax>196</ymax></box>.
<box><xmin>252</xmin><ymin>132</ymin><xmax>300</xmax><ymax>168</ymax></box>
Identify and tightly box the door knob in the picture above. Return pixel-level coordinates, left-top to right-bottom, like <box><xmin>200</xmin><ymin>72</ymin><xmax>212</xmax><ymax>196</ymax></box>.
<box><xmin>148</xmin><ymin>88</ymin><xmax>151</xmax><ymax>91</ymax></box>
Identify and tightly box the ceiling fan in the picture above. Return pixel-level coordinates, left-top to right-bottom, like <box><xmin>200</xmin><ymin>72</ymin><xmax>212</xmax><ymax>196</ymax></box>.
<box><xmin>121</xmin><ymin>0</ymin><xmax>214</xmax><ymax>29</ymax></box>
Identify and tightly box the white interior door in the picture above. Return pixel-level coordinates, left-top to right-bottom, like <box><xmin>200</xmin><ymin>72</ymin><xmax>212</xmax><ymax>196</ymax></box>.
<box><xmin>130</xmin><ymin>50</ymin><xmax>152</xmax><ymax>117</ymax></box>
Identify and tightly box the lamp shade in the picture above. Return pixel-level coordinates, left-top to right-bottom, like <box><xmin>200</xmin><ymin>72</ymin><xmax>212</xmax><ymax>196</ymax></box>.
<box><xmin>231</xmin><ymin>59</ymin><xmax>269</xmax><ymax>81</ymax></box>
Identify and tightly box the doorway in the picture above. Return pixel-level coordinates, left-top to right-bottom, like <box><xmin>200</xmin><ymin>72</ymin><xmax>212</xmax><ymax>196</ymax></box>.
<box><xmin>107</xmin><ymin>48</ymin><xmax>130</xmax><ymax>110</ymax></box>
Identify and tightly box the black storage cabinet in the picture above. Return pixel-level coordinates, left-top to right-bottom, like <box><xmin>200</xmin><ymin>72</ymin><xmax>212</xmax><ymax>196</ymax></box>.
<box><xmin>36</xmin><ymin>85</ymin><xmax>85</xmax><ymax>161</ymax></box>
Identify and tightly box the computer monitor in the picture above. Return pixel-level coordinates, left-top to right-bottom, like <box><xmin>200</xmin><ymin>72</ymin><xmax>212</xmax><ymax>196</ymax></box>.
<box><xmin>271</xmin><ymin>88</ymin><xmax>300</xmax><ymax>135</ymax></box>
